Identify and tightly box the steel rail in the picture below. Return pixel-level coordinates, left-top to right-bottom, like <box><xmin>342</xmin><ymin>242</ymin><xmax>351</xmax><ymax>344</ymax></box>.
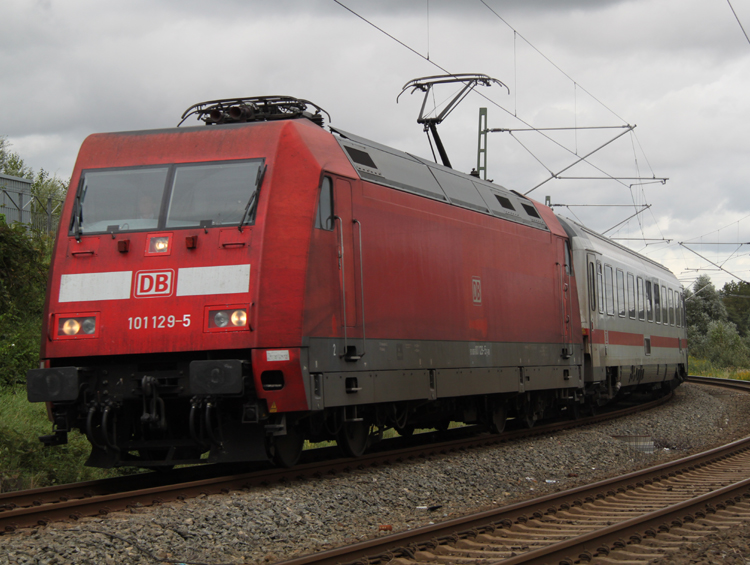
<box><xmin>686</xmin><ymin>374</ymin><xmax>750</xmax><ymax>391</ymax></box>
<box><xmin>272</xmin><ymin>435</ymin><xmax>750</xmax><ymax>565</ymax></box>
<box><xmin>501</xmin><ymin>476</ymin><xmax>750</xmax><ymax>564</ymax></box>
<box><xmin>0</xmin><ymin>392</ymin><xmax>672</xmax><ymax>533</ymax></box>
<box><xmin>269</xmin><ymin>378</ymin><xmax>750</xmax><ymax>565</ymax></box>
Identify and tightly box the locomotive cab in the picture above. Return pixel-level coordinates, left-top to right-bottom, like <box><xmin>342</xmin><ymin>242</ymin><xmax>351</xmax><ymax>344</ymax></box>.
<box><xmin>27</xmin><ymin>99</ymin><xmax>351</xmax><ymax>468</ymax></box>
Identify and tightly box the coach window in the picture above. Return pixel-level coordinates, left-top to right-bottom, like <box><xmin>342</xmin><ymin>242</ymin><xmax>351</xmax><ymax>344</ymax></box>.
<box><xmin>675</xmin><ymin>292</ymin><xmax>682</xmax><ymax>327</ymax></box>
<box><xmin>637</xmin><ymin>277</ymin><xmax>645</xmax><ymax>321</ymax></box>
<box><xmin>616</xmin><ymin>269</ymin><xmax>626</xmax><ymax>317</ymax></box>
<box><xmin>627</xmin><ymin>273</ymin><xmax>636</xmax><ymax>319</ymax></box>
<box><xmin>315</xmin><ymin>177</ymin><xmax>334</xmax><ymax>231</ymax></box>
<box><xmin>588</xmin><ymin>263</ymin><xmax>596</xmax><ymax>312</ymax></box>
<box><xmin>661</xmin><ymin>285</ymin><xmax>668</xmax><ymax>323</ymax></box>
<box><xmin>597</xmin><ymin>262</ymin><xmax>605</xmax><ymax>314</ymax></box>
<box><xmin>669</xmin><ymin>288</ymin><xmax>674</xmax><ymax>326</ymax></box>
<box><xmin>654</xmin><ymin>283</ymin><xmax>661</xmax><ymax>323</ymax></box>
<box><xmin>681</xmin><ymin>293</ymin><xmax>687</xmax><ymax>326</ymax></box>
<box><xmin>645</xmin><ymin>280</ymin><xmax>653</xmax><ymax>322</ymax></box>
<box><xmin>604</xmin><ymin>265</ymin><xmax>615</xmax><ymax>315</ymax></box>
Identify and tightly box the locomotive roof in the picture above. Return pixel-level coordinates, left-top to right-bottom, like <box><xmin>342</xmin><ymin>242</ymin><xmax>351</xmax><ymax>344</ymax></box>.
<box><xmin>170</xmin><ymin>95</ymin><xmax>563</xmax><ymax>235</ymax></box>
<box><xmin>330</xmin><ymin>127</ymin><xmax>550</xmax><ymax>233</ymax></box>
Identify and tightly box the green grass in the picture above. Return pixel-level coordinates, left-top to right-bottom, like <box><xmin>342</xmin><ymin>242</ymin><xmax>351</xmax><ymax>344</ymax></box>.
<box><xmin>689</xmin><ymin>356</ymin><xmax>750</xmax><ymax>381</ymax></box>
<box><xmin>0</xmin><ymin>385</ymin><xmax>123</xmax><ymax>491</ymax></box>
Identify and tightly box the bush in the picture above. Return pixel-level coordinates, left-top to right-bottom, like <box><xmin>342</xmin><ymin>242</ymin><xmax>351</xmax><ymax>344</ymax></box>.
<box><xmin>689</xmin><ymin>319</ymin><xmax>750</xmax><ymax>366</ymax></box>
<box><xmin>0</xmin><ymin>222</ymin><xmax>49</xmax><ymax>386</ymax></box>
<box><xmin>0</xmin><ymin>386</ymin><xmax>127</xmax><ymax>491</ymax></box>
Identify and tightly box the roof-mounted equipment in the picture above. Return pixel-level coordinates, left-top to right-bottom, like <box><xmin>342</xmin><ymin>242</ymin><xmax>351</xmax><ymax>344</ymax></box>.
<box><xmin>397</xmin><ymin>74</ymin><xmax>508</xmax><ymax>169</ymax></box>
<box><xmin>178</xmin><ymin>96</ymin><xmax>331</xmax><ymax>128</ymax></box>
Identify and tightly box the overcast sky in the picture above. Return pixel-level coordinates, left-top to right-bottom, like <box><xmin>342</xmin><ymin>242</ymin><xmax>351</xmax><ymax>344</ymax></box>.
<box><xmin>3</xmin><ymin>0</ymin><xmax>750</xmax><ymax>289</ymax></box>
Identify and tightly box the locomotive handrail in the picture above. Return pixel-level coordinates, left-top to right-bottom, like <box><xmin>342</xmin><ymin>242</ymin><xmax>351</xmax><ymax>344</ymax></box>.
<box><xmin>354</xmin><ymin>218</ymin><xmax>366</xmax><ymax>359</ymax></box>
<box><xmin>334</xmin><ymin>215</ymin><xmax>349</xmax><ymax>356</ymax></box>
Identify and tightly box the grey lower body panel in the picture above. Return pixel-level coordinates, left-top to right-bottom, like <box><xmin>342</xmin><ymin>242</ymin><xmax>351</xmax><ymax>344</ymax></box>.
<box><xmin>304</xmin><ymin>337</ymin><xmax>584</xmax><ymax>409</ymax></box>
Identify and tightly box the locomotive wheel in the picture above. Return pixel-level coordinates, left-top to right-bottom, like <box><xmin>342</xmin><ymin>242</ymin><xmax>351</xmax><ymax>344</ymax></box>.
<box><xmin>568</xmin><ymin>401</ymin><xmax>581</xmax><ymax>420</ymax></box>
<box><xmin>521</xmin><ymin>407</ymin><xmax>536</xmax><ymax>429</ymax></box>
<box><xmin>337</xmin><ymin>420</ymin><xmax>370</xmax><ymax>457</ymax></box>
<box><xmin>395</xmin><ymin>424</ymin><xmax>415</xmax><ymax>437</ymax></box>
<box><xmin>490</xmin><ymin>404</ymin><xmax>507</xmax><ymax>434</ymax></box>
<box><xmin>434</xmin><ymin>419</ymin><xmax>451</xmax><ymax>433</ymax></box>
<box><xmin>270</xmin><ymin>426</ymin><xmax>305</xmax><ymax>468</ymax></box>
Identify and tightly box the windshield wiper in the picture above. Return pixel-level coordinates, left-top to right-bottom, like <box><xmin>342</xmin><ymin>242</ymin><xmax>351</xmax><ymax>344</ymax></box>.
<box><xmin>72</xmin><ymin>182</ymin><xmax>87</xmax><ymax>241</ymax></box>
<box><xmin>239</xmin><ymin>163</ymin><xmax>266</xmax><ymax>232</ymax></box>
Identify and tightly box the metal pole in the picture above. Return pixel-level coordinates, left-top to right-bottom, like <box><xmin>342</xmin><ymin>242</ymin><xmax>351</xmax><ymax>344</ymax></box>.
<box><xmin>477</xmin><ymin>108</ymin><xmax>488</xmax><ymax>180</ymax></box>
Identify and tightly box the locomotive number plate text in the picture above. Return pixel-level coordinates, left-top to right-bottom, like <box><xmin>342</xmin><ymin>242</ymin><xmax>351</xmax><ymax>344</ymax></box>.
<box><xmin>127</xmin><ymin>314</ymin><xmax>191</xmax><ymax>330</ymax></box>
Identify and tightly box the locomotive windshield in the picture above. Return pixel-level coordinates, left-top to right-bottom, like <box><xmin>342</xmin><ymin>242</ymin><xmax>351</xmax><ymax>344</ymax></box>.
<box><xmin>70</xmin><ymin>159</ymin><xmax>265</xmax><ymax>235</ymax></box>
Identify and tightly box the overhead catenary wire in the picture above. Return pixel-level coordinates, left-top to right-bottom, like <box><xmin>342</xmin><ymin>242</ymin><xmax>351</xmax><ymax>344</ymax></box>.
<box><xmin>678</xmin><ymin>243</ymin><xmax>749</xmax><ymax>284</ymax></box>
<box><xmin>332</xmin><ymin>0</ymin><xmax>648</xmax><ymax>197</ymax></box>
<box><xmin>727</xmin><ymin>0</ymin><xmax>750</xmax><ymax>46</ymax></box>
<box><xmin>333</xmin><ymin>1</ymin><xmax>676</xmax><ymax>255</ymax></box>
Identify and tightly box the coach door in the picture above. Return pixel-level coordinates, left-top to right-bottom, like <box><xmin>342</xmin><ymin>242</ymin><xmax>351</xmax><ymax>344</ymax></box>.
<box><xmin>333</xmin><ymin>177</ymin><xmax>365</xmax><ymax>360</ymax></box>
<box><xmin>557</xmin><ymin>238</ymin><xmax>573</xmax><ymax>359</ymax></box>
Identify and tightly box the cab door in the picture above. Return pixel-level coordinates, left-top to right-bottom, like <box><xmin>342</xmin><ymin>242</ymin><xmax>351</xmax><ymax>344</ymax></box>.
<box><xmin>333</xmin><ymin>178</ymin><xmax>357</xmax><ymax>329</ymax></box>
<box><xmin>557</xmin><ymin>238</ymin><xmax>573</xmax><ymax>358</ymax></box>
<box><xmin>332</xmin><ymin>177</ymin><xmax>367</xmax><ymax>361</ymax></box>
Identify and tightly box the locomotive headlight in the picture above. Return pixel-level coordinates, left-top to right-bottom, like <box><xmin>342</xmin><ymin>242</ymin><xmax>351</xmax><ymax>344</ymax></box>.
<box><xmin>81</xmin><ymin>317</ymin><xmax>97</xmax><ymax>334</ymax></box>
<box><xmin>214</xmin><ymin>311</ymin><xmax>229</xmax><ymax>327</ymax></box>
<box><xmin>206</xmin><ymin>307</ymin><xmax>248</xmax><ymax>331</ymax></box>
<box><xmin>231</xmin><ymin>310</ymin><xmax>247</xmax><ymax>327</ymax></box>
<box><xmin>62</xmin><ymin>319</ymin><xmax>81</xmax><ymax>335</ymax></box>
<box><xmin>148</xmin><ymin>236</ymin><xmax>170</xmax><ymax>254</ymax></box>
<box><xmin>55</xmin><ymin>313</ymin><xmax>99</xmax><ymax>339</ymax></box>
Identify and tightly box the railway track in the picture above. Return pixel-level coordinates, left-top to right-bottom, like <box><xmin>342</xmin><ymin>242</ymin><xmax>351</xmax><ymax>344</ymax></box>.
<box><xmin>0</xmin><ymin>392</ymin><xmax>671</xmax><ymax>533</ymax></box>
<box><xmin>266</xmin><ymin>375</ymin><xmax>750</xmax><ymax>565</ymax></box>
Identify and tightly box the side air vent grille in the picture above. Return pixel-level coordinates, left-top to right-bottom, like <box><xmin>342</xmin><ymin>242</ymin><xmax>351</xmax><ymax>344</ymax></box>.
<box><xmin>495</xmin><ymin>195</ymin><xmax>515</xmax><ymax>211</ymax></box>
<box><xmin>522</xmin><ymin>203</ymin><xmax>540</xmax><ymax>218</ymax></box>
<box><xmin>344</xmin><ymin>147</ymin><xmax>378</xmax><ymax>169</ymax></box>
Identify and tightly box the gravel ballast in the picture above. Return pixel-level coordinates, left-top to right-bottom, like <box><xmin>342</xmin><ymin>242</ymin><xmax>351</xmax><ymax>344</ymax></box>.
<box><xmin>2</xmin><ymin>382</ymin><xmax>750</xmax><ymax>565</ymax></box>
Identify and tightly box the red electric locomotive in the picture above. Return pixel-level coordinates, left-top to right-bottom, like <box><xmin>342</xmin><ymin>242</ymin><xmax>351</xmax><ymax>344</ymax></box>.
<box><xmin>27</xmin><ymin>95</ymin><xmax>686</xmax><ymax>468</ymax></box>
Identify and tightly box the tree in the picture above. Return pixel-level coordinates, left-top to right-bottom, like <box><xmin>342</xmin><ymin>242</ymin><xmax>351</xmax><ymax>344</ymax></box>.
<box><xmin>722</xmin><ymin>280</ymin><xmax>750</xmax><ymax>337</ymax></box>
<box><xmin>0</xmin><ymin>136</ymin><xmax>33</xmax><ymax>179</ymax></box>
<box><xmin>1</xmin><ymin>136</ymin><xmax>68</xmax><ymax>238</ymax></box>
<box><xmin>0</xmin><ymin>222</ymin><xmax>49</xmax><ymax>386</ymax></box>
<box><xmin>685</xmin><ymin>274</ymin><xmax>728</xmax><ymax>336</ymax></box>
<box><xmin>0</xmin><ymin>138</ymin><xmax>67</xmax><ymax>385</ymax></box>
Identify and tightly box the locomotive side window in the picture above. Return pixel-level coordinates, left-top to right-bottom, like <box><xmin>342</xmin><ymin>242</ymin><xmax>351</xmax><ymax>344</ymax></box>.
<box><xmin>588</xmin><ymin>262</ymin><xmax>596</xmax><ymax>312</ymax></box>
<box><xmin>166</xmin><ymin>160</ymin><xmax>264</xmax><ymax>229</ymax></box>
<box><xmin>597</xmin><ymin>262</ymin><xmax>604</xmax><ymax>314</ymax></box>
<box><xmin>645</xmin><ymin>280</ymin><xmax>653</xmax><ymax>322</ymax></box>
<box><xmin>627</xmin><ymin>273</ymin><xmax>636</xmax><ymax>319</ymax></box>
<box><xmin>661</xmin><ymin>285</ymin><xmax>668</xmax><ymax>324</ymax></box>
<box><xmin>637</xmin><ymin>276</ymin><xmax>645</xmax><ymax>321</ymax></box>
<box><xmin>604</xmin><ymin>265</ymin><xmax>615</xmax><ymax>316</ymax></box>
<box><xmin>315</xmin><ymin>177</ymin><xmax>334</xmax><ymax>231</ymax></box>
<box><xmin>675</xmin><ymin>291</ymin><xmax>682</xmax><ymax>327</ymax></box>
<box><xmin>616</xmin><ymin>269</ymin><xmax>626</xmax><ymax>317</ymax></box>
<box><xmin>654</xmin><ymin>283</ymin><xmax>661</xmax><ymax>323</ymax></box>
<box><xmin>70</xmin><ymin>167</ymin><xmax>169</xmax><ymax>235</ymax></box>
<box><xmin>564</xmin><ymin>242</ymin><xmax>572</xmax><ymax>276</ymax></box>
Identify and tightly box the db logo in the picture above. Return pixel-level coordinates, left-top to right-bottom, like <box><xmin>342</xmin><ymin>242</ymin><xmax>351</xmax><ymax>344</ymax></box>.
<box><xmin>134</xmin><ymin>270</ymin><xmax>174</xmax><ymax>298</ymax></box>
<box><xmin>472</xmin><ymin>277</ymin><xmax>482</xmax><ymax>304</ymax></box>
